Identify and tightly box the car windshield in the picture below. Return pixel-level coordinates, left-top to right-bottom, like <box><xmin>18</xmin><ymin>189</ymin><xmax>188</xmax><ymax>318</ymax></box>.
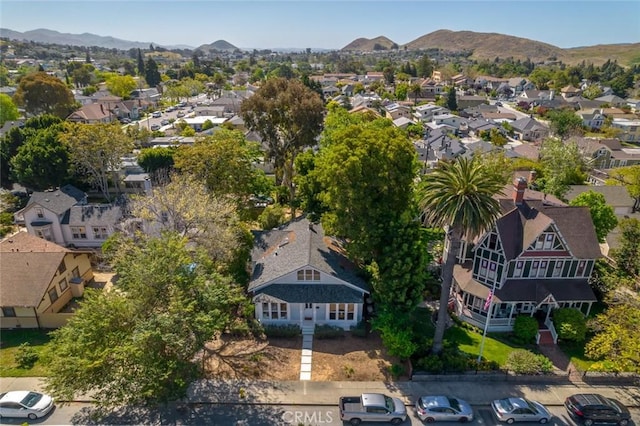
<box><xmin>525</xmin><ymin>399</ymin><xmax>539</xmax><ymax>412</ymax></box>
<box><xmin>607</xmin><ymin>399</ymin><xmax>622</xmax><ymax>412</ymax></box>
<box><xmin>20</xmin><ymin>392</ymin><xmax>43</xmax><ymax>407</ymax></box>
<box><xmin>385</xmin><ymin>396</ymin><xmax>394</xmax><ymax>412</ymax></box>
<box><xmin>448</xmin><ymin>397</ymin><xmax>461</xmax><ymax>411</ymax></box>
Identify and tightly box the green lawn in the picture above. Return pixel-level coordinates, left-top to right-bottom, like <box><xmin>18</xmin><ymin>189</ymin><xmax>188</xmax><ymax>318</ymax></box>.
<box><xmin>444</xmin><ymin>326</ymin><xmax>527</xmax><ymax>367</ymax></box>
<box><xmin>0</xmin><ymin>329</ymin><xmax>52</xmax><ymax>377</ymax></box>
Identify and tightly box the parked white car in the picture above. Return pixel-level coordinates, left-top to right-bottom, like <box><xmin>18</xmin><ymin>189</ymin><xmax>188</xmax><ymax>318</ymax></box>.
<box><xmin>415</xmin><ymin>395</ymin><xmax>474</xmax><ymax>422</ymax></box>
<box><xmin>0</xmin><ymin>390</ymin><xmax>54</xmax><ymax>420</ymax></box>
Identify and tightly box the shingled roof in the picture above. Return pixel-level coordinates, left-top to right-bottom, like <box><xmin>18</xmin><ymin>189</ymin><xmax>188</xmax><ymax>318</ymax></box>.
<box><xmin>0</xmin><ymin>232</ymin><xmax>69</xmax><ymax>307</ymax></box>
<box><xmin>26</xmin><ymin>185</ymin><xmax>86</xmax><ymax>215</ymax></box>
<box><xmin>494</xmin><ymin>186</ymin><xmax>602</xmax><ymax>261</ymax></box>
<box><xmin>249</xmin><ymin>216</ymin><xmax>369</xmax><ymax>293</ymax></box>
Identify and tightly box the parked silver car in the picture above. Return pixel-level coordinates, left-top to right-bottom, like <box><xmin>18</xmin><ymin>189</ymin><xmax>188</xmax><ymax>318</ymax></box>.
<box><xmin>415</xmin><ymin>395</ymin><xmax>474</xmax><ymax>422</ymax></box>
<box><xmin>491</xmin><ymin>397</ymin><xmax>552</xmax><ymax>424</ymax></box>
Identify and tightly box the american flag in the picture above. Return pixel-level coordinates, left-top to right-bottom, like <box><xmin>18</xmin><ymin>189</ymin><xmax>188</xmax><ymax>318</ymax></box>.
<box><xmin>483</xmin><ymin>291</ymin><xmax>493</xmax><ymax>311</ymax></box>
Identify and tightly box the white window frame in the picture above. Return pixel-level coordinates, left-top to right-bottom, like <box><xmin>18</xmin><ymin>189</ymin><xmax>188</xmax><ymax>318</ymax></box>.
<box><xmin>553</xmin><ymin>260</ymin><xmax>564</xmax><ymax>277</ymax></box>
<box><xmin>513</xmin><ymin>260</ymin><xmax>524</xmax><ymax>278</ymax></box>
<box><xmin>261</xmin><ymin>302</ymin><xmax>287</xmax><ymax>320</ymax></box>
<box><xmin>329</xmin><ymin>303</ymin><xmax>355</xmax><ymax>321</ymax></box>
<box><xmin>71</xmin><ymin>226</ymin><xmax>87</xmax><ymax>239</ymax></box>
<box><xmin>92</xmin><ymin>226</ymin><xmax>109</xmax><ymax>240</ymax></box>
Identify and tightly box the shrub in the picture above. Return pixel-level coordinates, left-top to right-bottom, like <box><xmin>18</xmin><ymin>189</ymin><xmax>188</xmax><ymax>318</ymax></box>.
<box><xmin>512</xmin><ymin>315</ymin><xmax>538</xmax><ymax>344</ymax></box>
<box><xmin>0</xmin><ymin>212</ymin><xmax>14</xmax><ymax>226</ymax></box>
<box><xmin>415</xmin><ymin>354</ymin><xmax>444</xmax><ymax>373</ymax></box>
<box><xmin>15</xmin><ymin>343</ymin><xmax>39</xmax><ymax>369</ymax></box>
<box><xmin>553</xmin><ymin>308</ymin><xmax>587</xmax><ymax>342</ymax></box>
<box><xmin>350</xmin><ymin>321</ymin><xmax>368</xmax><ymax>338</ymax></box>
<box><xmin>388</xmin><ymin>364</ymin><xmax>404</xmax><ymax>379</ymax></box>
<box><xmin>258</xmin><ymin>204</ymin><xmax>286</xmax><ymax>230</ymax></box>
<box><xmin>263</xmin><ymin>324</ymin><xmax>300</xmax><ymax>338</ymax></box>
<box><xmin>315</xmin><ymin>324</ymin><xmax>344</xmax><ymax>339</ymax></box>
<box><xmin>505</xmin><ymin>349</ymin><xmax>553</xmax><ymax>374</ymax></box>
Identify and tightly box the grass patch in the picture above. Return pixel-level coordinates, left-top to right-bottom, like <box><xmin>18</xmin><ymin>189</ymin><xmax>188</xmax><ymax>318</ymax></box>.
<box><xmin>444</xmin><ymin>326</ymin><xmax>520</xmax><ymax>366</ymax></box>
<box><xmin>558</xmin><ymin>340</ymin><xmax>595</xmax><ymax>372</ymax></box>
<box><xmin>0</xmin><ymin>329</ymin><xmax>52</xmax><ymax>377</ymax></box>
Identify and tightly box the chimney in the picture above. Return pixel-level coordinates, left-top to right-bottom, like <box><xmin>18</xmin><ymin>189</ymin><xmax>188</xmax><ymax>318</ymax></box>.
<box><xmin>528</xmin><ymin>170</ymin><xmax>537</xmax><ymax>183</ymax></box>
<box><xmin>513</xmin><ymin>176</ymin><xmax>527</xmax><ymax>205</ymax></box>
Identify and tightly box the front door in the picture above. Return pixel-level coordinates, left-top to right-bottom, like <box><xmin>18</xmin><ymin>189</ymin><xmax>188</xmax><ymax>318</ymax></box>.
<box><xmin>304</xmin><ymin>303</ymin><xmax>313</xmax><ymax>320</ymax></box>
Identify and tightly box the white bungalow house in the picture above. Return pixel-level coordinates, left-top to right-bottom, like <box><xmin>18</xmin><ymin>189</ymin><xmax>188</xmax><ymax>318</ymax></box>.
<box><xmin>249</xmin><ymin>217</ymin><xmax>370</xmax><ymax>330</ymax></box>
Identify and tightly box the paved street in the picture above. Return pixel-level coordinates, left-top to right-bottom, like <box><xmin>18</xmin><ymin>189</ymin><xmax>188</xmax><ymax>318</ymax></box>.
<box><xmin>0</xmin><ymin>401</ymin><xmax>637</xmax><ymax>425</ymax></box>
<box><xmin>1</xmin><ymin>378</ymin><xmax>638</xmax><ymax>425</ymax></box>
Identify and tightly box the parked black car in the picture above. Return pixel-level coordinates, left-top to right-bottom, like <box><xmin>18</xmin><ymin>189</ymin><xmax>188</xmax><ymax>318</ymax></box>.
<box><xmin>565</xmin><ymin>394</ymin><xmax>631</xmax><ymax>425</ymax></box>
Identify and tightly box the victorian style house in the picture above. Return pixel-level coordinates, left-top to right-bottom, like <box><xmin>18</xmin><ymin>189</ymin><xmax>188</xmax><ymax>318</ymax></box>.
<box><xmin>450</xmin><ymin>177</ymin><xmax>602</xmax><ymax>341</ymax></box>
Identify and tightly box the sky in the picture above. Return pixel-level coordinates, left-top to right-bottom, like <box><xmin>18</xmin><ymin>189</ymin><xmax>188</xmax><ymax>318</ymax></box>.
<box><xmin>1</xmin><ymin>1</ymin><xmax>639</xmax><ymax>50</ymax></box>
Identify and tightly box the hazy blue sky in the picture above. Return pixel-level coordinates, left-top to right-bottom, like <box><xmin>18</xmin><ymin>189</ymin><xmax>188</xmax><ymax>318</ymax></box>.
<box><xmin>1</xmin><ymin>1</ymin><xmax>639</xmax><ymax>50</ymax></box>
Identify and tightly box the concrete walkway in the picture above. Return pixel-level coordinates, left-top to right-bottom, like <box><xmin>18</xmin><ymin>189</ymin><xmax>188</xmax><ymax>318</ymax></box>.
<box><xmin>300</xmin><ymin>324</ymin><xmax>314</xmax><ymax>381</ymax></box>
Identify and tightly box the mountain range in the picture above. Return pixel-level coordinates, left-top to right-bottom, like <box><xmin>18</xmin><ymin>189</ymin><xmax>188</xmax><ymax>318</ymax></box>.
<box><xmin>1</xmin><ymin>27</ymin><xmax>638</xmax><ymax>66</ymax></box>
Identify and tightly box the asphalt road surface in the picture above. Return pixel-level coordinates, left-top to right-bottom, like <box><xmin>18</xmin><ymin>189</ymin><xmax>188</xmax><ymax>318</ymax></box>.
<box><xmin>0</xmin><ymin>402</ymin><xmax>636</xmax><ymax>426</ymax></box>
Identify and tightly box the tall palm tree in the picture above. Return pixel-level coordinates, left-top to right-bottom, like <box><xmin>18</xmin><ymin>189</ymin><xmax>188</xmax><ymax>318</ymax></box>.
<box><xmin>419</xmin><ymin>157</ymin><xmax>505</xmax><ymax>354</ymax></box>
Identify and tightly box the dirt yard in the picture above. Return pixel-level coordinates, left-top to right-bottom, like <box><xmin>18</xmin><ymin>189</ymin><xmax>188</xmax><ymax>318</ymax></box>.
<box><xmin>204</xmin><ymin>332</ymin><xmax>406</xmax><ymax>381</ymax></box>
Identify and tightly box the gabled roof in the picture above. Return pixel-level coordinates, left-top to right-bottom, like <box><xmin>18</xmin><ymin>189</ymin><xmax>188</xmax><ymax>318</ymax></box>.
<box><xmin>67</xmin><ymin>204</ymin><xmax>122</xmax><ymax>226</ymax></box>
<box><xmin>494</xmin><ymin>190</ymin><xmax>602</xmax><ymax>261</ymax></box>
<box><xmin>249</xmin><ymin>216</ymin><xmax>368</xmax><ymax>293</ymax></box>
<box><xmin>511</xmin><ymin>117</ymin><xmax>547</xmax><ymax>132</ymax></box>
<box><xmin>0</xmin><ymin>232</ymin><xmax>70</xmax><ymax>307</ymax></box>
<box><xmin>565</xmin><ymin>185</ymin><xmax>635</xmax><ymax>209</ymax></box>
<box><xmin>25</xmin><ymin>185</ymin><xmax>86</xmax><ymax>215</ymax></box>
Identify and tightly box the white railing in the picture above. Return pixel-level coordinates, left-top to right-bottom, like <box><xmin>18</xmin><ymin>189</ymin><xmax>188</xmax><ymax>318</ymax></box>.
<box><xmin>544</xmin><ymin>317</ymin><xmax>558</xmax><ymax>344</ymax></box>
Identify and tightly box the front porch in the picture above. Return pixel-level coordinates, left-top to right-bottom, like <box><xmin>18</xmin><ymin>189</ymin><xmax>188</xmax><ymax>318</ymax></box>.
<box><xmin>255</xmin><ymin>300</ymin><xmax>363</xmax><ymax>330</ymax></box>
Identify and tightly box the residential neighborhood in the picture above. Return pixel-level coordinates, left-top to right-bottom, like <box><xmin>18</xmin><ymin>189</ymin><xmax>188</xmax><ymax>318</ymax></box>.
<box><xmin>1</xmin><ymin>20</ymin><xmax>639</xmax><ymax>425</ymax></box>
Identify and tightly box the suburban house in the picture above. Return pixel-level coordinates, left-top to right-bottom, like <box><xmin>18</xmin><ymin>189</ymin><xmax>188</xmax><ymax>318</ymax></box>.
<box><xmin>450</xmin><ymin>177</ymin><xmax>602</xmax><ymax>340</ymax></box>
<box><xmin>511</xmin><ymin>116</ymin><xmax>549</xmax><ymax>142</ymax></box>
<box><xmin>572</xmin><ymin>137</ymin><xmax>640</xmax><ymax>169</ymax></box>
<box><xmin>248</xmin><ymin>216</ymin><xmax>370</xmax><ymax>330</ymax></box>
<box><xmin>15</xmin><ymin>185</ymin><xmax>122</xmax><ymax>248</ymax></box>
<box><xmin>611</xmin><ymin>118</ymin><xmax>640</xmax><ymax>143</ymax></box>
<box><xmin>566</xmin><ymin>185</ymin><xmax>637</xmax><ymax>216</ymax></box>
<box><xmin>0</xmin><ymin>232</ymin><xmax>94</xmax><ymax>329</ymax></box>
<box><xmin>578</xmin><ymin>109</ymin><xmax>606</xmax><ymax>131</ymax></box>
<box><xmin>66</xmin><ymin>103</ymin><xmax>116</xmax><ymax>124</ymax></box>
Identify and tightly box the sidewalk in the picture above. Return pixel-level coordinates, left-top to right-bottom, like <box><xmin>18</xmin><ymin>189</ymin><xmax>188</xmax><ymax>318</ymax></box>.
<box><xmin>3</xmin><ymin>377</ymin><xmax>639</xmax><ymax>408</ymax></box>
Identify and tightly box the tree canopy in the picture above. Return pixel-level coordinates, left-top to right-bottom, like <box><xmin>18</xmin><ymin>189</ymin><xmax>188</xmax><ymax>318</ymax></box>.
<box><xmin>585</xmin><ymin>301</ymin><xmax>640</xmax><ymax>373</ymax></box>
<box><xmin>13</xmin><ymin>72</ymin><xmax>76</xmax><ymax>118</ymax></box>
<box><xmin>240</xmin><ymin>77</ymin><xmax>324</xmax><ymax>199</ymax></box>
<box><xmin>546</xmin><ymin>108</ymin><xmax>584</xmax><ymax>140</ymax></box>
<box><xmin>569</xmin><ymin>190</ymin><xmax>618</xmax><ymax>243</ymax></box>
<box><xmin>538</xmin><ymin>138</ymin><xmax>588</xmax><ymax>199</ymax></box>
<box><xmin>0</xmin><ymin>93</ymin><xmax>19</xmax><ymax>126</ymax></box>
<box><xmin>44</xmin><ymin>232</ymin><xmax>251</xmax><ymax>409</ymax></box>
<box><xmin>315</xmin><ymin>111</ymin><xmax>418</xmax><ymax>263</ymax></box>
<box><xmin>173</xmin><ymin>129</ymin><xmax>272</xmax><ymax>203</ymax></box>
<box><xmin>60</xmin><ymin>122</ymin><xmax>134</xmax><ymax>201</ymax></box>
<box><xmin>10</xmin><ymin>125</ymin><xmax>70</xmax><ymax>190</ymax></box>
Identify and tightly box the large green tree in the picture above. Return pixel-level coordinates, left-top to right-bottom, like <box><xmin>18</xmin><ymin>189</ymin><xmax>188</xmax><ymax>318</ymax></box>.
<box><xmin>137</xmin><ymin>146</ymin><xmax>176</xmax><ymax>177</ymax></box>
<box><xmin>240</xmin><ymin>77</ymin><xmax>324</xmax><ymax>200</ymax></box>
<box><xmin>0</xmin><ymin>93</ymin><xmax>19</xmax><ymax>126</ymax></box>
<box><xmin>13</xmin><ymin>72</ymin><xmax>76</xmax><ymax>118</ymax></box>
<box><xmin>585</xmin><ymin>301</ymin><xmax>640</xmax><ymax>372</ymax></box>
<box><xmin>0</xmin><ymin>114</ymin><xmax>63</xmax><ymax>188</ymax></box>
<box><xmin>419</xmin><ymin>157</ymin><xmax>504</xmax><ymax>354</ymax></box>
<box><xmin>144</xmin><ymin>57</ymin><xmax>161</xmax><ymax>87</ymax></box>
<box><xmin>608</xmin><ymin>165</ymin><xmax>640</xmax><ymax>214</ymax></box>
<box><xmin>546</xmin><ymin>108</ymin><xmax>584</xmax><ymax>140</ymax></box>
<box><xmin>538</xmin><ymin>138</ymin><xmax>588</xmax><ymax>199</ymax></box>
<box><xmin>173</xmin><ymin>129</ymin><xmax>272</xmax><ymax>203</ymax></box>
<box><xmin>44</xmin><ymin>233</ymin><xmax>251</xmax><ymax>409</ymax></box>
<box><xmin>569</xmin><ymin>190</ymin><xmax>618</xmax><ymax>242</ymax></box>
<box><xmin>60</xmin><ymin>122</ymin><xmax>134</xmax><ymax>201</ymax></box>
<box><xmin>610</xmin><ymin>217</ymin><xmax>640</xmax><ymax>279</ymax></box>
<box><xmin>105</xmin><ymin>74</ymin><xmax>137</xmax><ymax>99</ymax></box>
<box><xmin>10</xmin><ymin>125</ymin><xmax>70</xmax><ymax>190</ymax></box>
<box><xmin>315</xmin><ymin>113</ymin><xmax>418</xmax><ymax>263</ymax></box>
